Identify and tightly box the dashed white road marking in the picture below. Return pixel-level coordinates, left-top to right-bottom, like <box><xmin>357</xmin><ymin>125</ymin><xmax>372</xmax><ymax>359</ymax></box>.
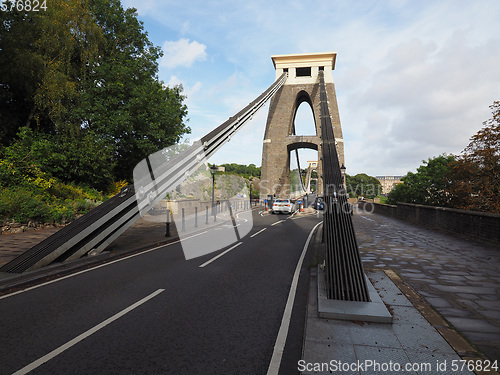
<box><xmin>198</xmin><ymin>242</ymin><xmax>243</xmax><ymax>268</ymax></box>
<box><xmin>12</xmin><ymin>289</ymin><xmax>165</xmax><ymax>375</ymax></box>
<box><xmin>250</xmin><ymin>228</ymin><xmax>267</xmax><ymax>238</ymax></box>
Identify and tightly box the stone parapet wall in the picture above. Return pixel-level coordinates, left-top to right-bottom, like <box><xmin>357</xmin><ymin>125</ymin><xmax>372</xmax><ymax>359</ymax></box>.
<box><xmin>357</xmin><ymin>201</ymin><xmax>500</xmax><ymax>246</ymax></box>
<box><xmin>154</xmin><ymin>198</ymin><xmax>249</xmax><ymax>217</ymax></box>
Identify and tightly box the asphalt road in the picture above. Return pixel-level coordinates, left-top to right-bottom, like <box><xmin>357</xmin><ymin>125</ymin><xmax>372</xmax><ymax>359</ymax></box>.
<box><xmin>0</xmin><ymin>208</ymin><xmax>321</xmax><ymax>375</ymax></box>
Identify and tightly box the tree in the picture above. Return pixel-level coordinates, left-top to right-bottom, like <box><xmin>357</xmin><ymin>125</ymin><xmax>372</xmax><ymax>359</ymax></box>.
<box><xmin>0</xmin><ymin>127</ymin><xmax>114</xmax><ymax>191</ymax></box>
<box><xmin>78</xmin><ymin>0</ymin><xmax>190</xmax><ymax>180</ymax></box>
<box><xmin>221</xmin><ymin>163</ymin><xmax>261</xmax><ymax>178</ymax></box>
<box><xmin>387</xmin><ymin>155</ymin><xmax>455</xmax><ymax>206</ymax></box>
<box><xmin>346</xmin><ymin>173</ymin><xmax>382</xmax><ymax>199</ymax></box>
<box><xmin>447</xmin><ymin>102</ymin><xmax>500</xmax><ymax>213</ymax></box>
<box><xmin>0</xmin><ymin>0</ymin><xmax>190</xmax><ymax>185</ymax></box>
<box><xmin>0</xmin><ymin>0</ymin><xmax>102</xmax><ymax>142</ymax></box>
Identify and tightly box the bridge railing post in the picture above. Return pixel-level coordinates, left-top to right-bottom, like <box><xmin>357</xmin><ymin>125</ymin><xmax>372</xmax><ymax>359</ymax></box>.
<box><xmin>165</xmin><ymin>209</ymin><xmax>171</xmax><ymax>237</ymax></box>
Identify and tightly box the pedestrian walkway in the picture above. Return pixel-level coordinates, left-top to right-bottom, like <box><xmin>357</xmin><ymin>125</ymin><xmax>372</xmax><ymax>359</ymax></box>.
<box><xmin>0</xmin><ymin>226</ymin><xmax>62</xmax><ymax>266</ymax></box>
<box><xmin>0</xmin><ymin>217</ymin><xmax>179</xmax><ymax>268</ymax></box>
<box><xmin>351</xmin><ymin>209</ymin><xmax>500</xmax><ymax>362</ymax></box>
<box><xmin>302</xmin><ymin>268</ymin><xmax>476</xmax><ymax>375</ymax></box>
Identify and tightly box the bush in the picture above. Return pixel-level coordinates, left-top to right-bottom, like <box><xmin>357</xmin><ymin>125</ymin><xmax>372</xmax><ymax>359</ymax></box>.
<box><xmin>107</xmin><ymin>180</ymin><xmax>128</xmax><ymax>196</ymax></box>
<box><xmin>0</xmin><ymin>187</ymin><xmax>52</xmax><ymax>223</ymax></box>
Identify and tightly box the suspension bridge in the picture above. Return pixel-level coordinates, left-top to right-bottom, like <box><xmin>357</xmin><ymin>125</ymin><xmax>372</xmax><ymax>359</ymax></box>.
<box><xmin>0</xmin><ymin>52</ymin><xmax>369</xmax><ymax>302</ymax></box>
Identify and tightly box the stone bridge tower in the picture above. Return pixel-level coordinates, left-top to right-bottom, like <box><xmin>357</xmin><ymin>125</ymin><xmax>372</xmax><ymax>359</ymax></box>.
<box><xmin>260</xmin><ymin>52</ymin><xmax>344</xmax><ymax>199</ymax></box>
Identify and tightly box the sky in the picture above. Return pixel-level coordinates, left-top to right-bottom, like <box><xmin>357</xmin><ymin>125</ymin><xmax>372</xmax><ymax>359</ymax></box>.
<box><xmin>123</xmin><ymin>0</ymin><xmax>500</xmax><ymax>177</ymax></box>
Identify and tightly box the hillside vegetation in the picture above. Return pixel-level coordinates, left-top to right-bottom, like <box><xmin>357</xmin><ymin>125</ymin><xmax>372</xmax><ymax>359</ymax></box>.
<box><xmin>0</xmin><ymin>0</ymin><xmax>189</xmax><ymax>227</ymax></box>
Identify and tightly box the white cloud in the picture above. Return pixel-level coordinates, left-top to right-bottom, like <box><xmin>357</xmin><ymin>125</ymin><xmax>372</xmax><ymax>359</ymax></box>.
<box><xmin>160</xmin><ymin>38</ymin><xmax>207</xmax><ymax>69</ymax></box>
<box><xmin>128</xmin><ymin>0</ymin><xmax>500</xmax><ymax>174</ymax></box>
<box><xmin>166</xmin><ymin>75</ymin><xmax>183</xmax><ymax>87</ymax></box>
<box><xmin>343</xmin><ymin>30</ymin><xmax>500</xmax><ymax>175</ymax></box>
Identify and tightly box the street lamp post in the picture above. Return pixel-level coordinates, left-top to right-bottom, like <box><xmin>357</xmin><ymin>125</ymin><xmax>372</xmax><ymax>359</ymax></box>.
<box><xmin>249</xmin><ymin>177</ymin><xmax>253</xmax><ymax>206</ymax></box>
<box><xmin>301</xmin><ymin>169</ymin><xmax>307</xmax><ymax>207</ymax></box>
<box><xmin>210</xmin><ymin>164</ymin><xmax>217</xmax><ymax>216</ymax></box>
<box><xmin>340</xmin><ymin>163</ymin><xmax>347</xmax><ymax>193</ymax></box>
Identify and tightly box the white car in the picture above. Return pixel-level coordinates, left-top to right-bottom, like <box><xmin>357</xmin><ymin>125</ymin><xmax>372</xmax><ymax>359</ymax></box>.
<box><xmin>272</xmin><ymin>199</ymin><xmax>294</xmax><ymax>214</ymax></box>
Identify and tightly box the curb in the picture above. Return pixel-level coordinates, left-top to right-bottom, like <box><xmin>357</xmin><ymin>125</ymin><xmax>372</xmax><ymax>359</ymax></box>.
<box><xmin>384</xmin><ymin>269</ymin><xmax>499</xmax><ymax>375</ymax></box>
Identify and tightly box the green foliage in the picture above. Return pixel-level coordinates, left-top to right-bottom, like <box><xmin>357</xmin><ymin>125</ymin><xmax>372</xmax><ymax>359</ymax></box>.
<box><xmin>345</xmin><ymin>173</ymin><xmax>382</xmax><ymax>199</ymax></box>
<box><xmin>0</xmin><ymin>187</ymin><xmax>53</xmax><ymax>223</ymax></box>
<box><xmin>384</xmin><ymin>102</ymin><xmax>499</xmax><ymax>213</ymax></box>
<box><xmin>220</xmin><ymin>163</ymin><xmax>261</xmax><ymax>178</ymax></box>
<box><xmin>447</xmin><ymin>101</ymin><xmax>500</xmax><ymax>213</ymax></box>
<box><xmin>1</xmin><ymin>127</ymin><xmax>114</xmax><ymax>191</ymax></box>
<box><xmin>387</xmin><ymin>155</ymin><xmax>455</xmax><ymax>206</ymax></box>
<box><xmin>0</xmin><ymin>0</ymin><xmax>103</xmax><ymax>140</ymax></box>
<box><xmin>78</xmin><ymin>0</ymin><xmax>190</xmax><ymax>180</ymax></box>
<box><xmin>0</xmin><ymin>0</ymin><xmax>190</xmax><ymax>223</ymax></box>
<box><xmin>0</xmin><ymin>170</ymin><xmax>104</xmax><ymax>225</ymax></box>
<box><xmin>0</xmin><ymin>0</ymin><xmax>189</xmax><ymax>181</ymax></box>
<box><xmin>0</xmin><ymin>182</ymin><xmax>103</xmax><ymax>224</ymax></box>
<box><xmin>0</xmin><ymin>128</ymin><xmax>106</xmax><ymax>224</ymax></box>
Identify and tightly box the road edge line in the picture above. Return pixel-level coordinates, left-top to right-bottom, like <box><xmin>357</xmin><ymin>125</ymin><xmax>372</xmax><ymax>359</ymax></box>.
<box><xmin>266</xmin><ymin>221</ymin><xmax>322</xmax><ymax>375</ymax></box>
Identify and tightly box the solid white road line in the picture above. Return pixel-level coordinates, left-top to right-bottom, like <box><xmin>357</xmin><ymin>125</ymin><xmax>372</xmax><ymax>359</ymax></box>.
<box><xmin>198</xmin><ymin>242</ymin><xmax>242</xmax><ymax>268</ymax></box>
<box><xmin>250</xmin><ymin>228</ymin><xmax>267</xmax><ymax>238</ymax></box>
<box><xmin>266</xmin><ymin>221</ymin><xmax>322</xmax><ymax>375</ymax></box>
<box><xmin>12</xmin><ymin>289</ymin><xmax>165</xmax><ymax>375</ymax></box>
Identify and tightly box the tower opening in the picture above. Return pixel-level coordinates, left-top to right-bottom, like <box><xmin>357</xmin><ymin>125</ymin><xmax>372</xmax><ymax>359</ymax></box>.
<box><xmin>296</xmin><ymin>67</ymin><xmax>311</xmax><ymax>77</ymax></box>
<box><xmin>292</xmin><ymin>101</ymin><xmax>316</xmax><ymax>136</ymax></box>
<box><xmin>289</xmin><ymin>147</ymin><xmax>319</xmax><ymax>198</ymax></box>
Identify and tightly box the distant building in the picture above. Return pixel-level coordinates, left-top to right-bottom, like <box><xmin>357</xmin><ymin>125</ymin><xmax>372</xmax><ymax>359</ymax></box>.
<box><xmin>376</xmin><ymin>176</ymin><xmax>403</xmax><ymax>195</ymax></box>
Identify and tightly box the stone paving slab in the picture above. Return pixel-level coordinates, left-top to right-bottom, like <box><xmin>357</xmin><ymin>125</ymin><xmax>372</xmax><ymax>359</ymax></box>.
<box><xmin>0</xmin><ymin>227</ymin><xmax>63</xmax><ymax>266</ymax></box>
<box><xmin>0</xmin><ymin>216</ymin><xmax>179</xmax><ymax>268</ymax></box>
<box><xmin>302</xmin><ymin>269</ymin><xmax>475</xmax><ymax>375</ymax></box>
<box><xmin>352</xmin><ymin>208</ymin><xmax>500</xmax><ymax>363</ymax></box>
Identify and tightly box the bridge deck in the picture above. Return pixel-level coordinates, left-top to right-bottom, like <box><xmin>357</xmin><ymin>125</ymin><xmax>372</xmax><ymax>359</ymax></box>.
<box><xmin>1</xmin><ymin>206</ymin><xmax>498</xmax><ymax>360</ymax></box>
<box><xmin>352</xmin><ymin>206</ymin><xmax>500</xmax><ymax>362</ymax></box>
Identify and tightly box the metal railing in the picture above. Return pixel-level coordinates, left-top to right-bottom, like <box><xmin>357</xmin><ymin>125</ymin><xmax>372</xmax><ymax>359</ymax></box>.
<box><xmin>318</xmin><ymin>71</ymin><xmax>370</xmax><ymax>302</ymax></box>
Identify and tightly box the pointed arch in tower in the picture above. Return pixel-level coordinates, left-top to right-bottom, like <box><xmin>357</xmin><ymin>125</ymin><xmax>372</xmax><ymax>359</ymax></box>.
<box><xmin>290</xmin><ymin>90</ymin><xmax>317</xmax><ymax>136</ymax></box>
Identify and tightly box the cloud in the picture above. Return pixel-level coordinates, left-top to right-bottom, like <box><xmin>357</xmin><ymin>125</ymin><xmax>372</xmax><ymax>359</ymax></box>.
<box><xmin>160</xmin><ymin>38</ymin><xmax>207</xmax><ymax>69</ymax></box>
<box><xmin>348</xmin><ymin>31</ymin><xmax>500</xmax><ymax>174</ymax></box>
<box><xmin>128</xmin><ymin>0</ymin><xmax>500</xmax><ymax>174</ymax></box>
<box><xmin>165</xmin><ymin>76</ymin><xmax>204</xmax><ymax>121</ymax></box>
